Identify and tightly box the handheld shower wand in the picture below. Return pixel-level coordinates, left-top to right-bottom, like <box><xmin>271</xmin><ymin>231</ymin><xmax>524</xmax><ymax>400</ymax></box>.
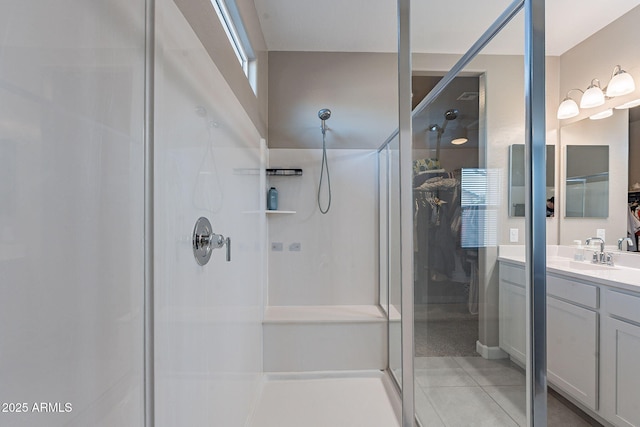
<box><xmin>318</xmin><ymin>108</ymin><xmax>331</xmax><ymax>135</ymax></box>
<box><xmin>317</xmin><ymin>108</ymin><xmax>332</xmax><ymax>214</ymax></box>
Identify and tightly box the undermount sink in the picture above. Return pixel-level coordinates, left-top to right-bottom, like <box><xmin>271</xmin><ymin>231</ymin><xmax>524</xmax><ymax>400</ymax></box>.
<box><xmin>546</xmin><ymin>258</ymin><xmax>620</xmax><ymax>271</ymax></box>
<box><xmin>567</xmin><ymin>260</ymin><xmax>620</xmax><ymax>271</ymax></box>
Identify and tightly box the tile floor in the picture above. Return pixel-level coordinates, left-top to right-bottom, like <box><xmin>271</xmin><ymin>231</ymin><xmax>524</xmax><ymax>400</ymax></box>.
<box><xmin>415</xmin><ymin>356</ymin><xmax>601</xmax><ymax>426</ymax></box>
<box><xmin>414</xmin><ymin>303</ymin><xmax>480</xmax><ymax>357</ymax></box>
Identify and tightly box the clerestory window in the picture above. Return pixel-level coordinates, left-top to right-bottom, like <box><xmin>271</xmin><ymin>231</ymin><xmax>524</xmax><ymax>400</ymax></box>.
<box><xmin>211</xmin><ymin>0</ymin><xmax>257</xmax><ymax>93</ymax></box>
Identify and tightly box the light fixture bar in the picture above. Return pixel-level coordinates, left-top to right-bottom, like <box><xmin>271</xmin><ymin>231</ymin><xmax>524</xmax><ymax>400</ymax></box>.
<box><xmin>558</xmin><ymin>65</ymin><xmax>637</xmax><ymax>120</ymax></box>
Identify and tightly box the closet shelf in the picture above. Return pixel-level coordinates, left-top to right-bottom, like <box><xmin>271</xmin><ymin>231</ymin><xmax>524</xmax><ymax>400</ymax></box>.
<box><xmin>267</xmin><ymin>168</ymin><xmax>303</xmax><ymax>176</ymax></box>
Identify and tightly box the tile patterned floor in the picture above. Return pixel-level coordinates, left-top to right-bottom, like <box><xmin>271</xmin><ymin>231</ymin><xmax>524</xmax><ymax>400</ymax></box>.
<box><xmin>415</xmin><ymin>357</ymin><xmax>601</xmax><ymax>427</ymax></box>
<box><xmin>414</xmin><ymin>304</ymin><xmax>480</xmax><ymax>357</ymax></box>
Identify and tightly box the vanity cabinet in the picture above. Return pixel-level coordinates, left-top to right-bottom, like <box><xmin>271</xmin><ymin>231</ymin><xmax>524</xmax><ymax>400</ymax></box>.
<box><xmin>546</xmin><ymin>290</ymin><xmax>598</xmax><ymax>411</ymax></box>
<box><xmin>499</xmin><ymin>263</ymin><xmax>599</xmax><ymax>410</ymax></box>
<box><xmin>600</xmin><ymin>289</ymin><xmax>640</xmax><ymax>427</ymax></box>
<box><xmin>499</xmin><ymin>259</ymin><xmax>640</xmax><ymax>426</ymax></box>
<box><xmin>546</xmin><ymin>274</ymin><xmax>599</xmax><ymax>411</ymax></box>
<box><xmin>498</xmin><ymin>264</ymin><xmax>526</xmax><ymax>365</ymax></box>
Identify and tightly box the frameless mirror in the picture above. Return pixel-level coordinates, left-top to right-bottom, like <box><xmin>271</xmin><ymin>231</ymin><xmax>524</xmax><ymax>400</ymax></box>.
<box><xmin>509</xmin><ymin>144</ymin><xmax>555</xmax><ymax>217</ymax></box>
<box><xmin>565</xmin><ymin>145</ymin><xmax>609</xmax><ymax>217</ymax></box>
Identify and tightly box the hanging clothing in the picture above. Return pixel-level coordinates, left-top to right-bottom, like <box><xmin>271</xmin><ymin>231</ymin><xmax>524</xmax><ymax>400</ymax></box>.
<box><xmin>628</xmin><ymin>204</ymin><xmax>640</xmax><ymax>251</ymax></box>
<box><xmin>414</xmin><ymin>175</ymin><xmax>461</xmax><ymax>281</ymax></box>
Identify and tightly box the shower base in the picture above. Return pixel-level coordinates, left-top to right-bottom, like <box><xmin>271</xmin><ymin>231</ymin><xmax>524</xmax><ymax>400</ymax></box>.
<box><xmin>246</xmin><ymin>370</ymin><xmax>401</xmax><ymax>427</ymax></box>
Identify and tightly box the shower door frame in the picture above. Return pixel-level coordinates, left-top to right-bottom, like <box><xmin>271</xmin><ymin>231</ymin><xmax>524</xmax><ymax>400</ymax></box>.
<box><xmin>144</xmin><ymin>0</ymin><xmax>156</xmax><ymax>426</ymax></box>
<box><xmin>393</xmin><ymin>0</ymin><xmax>548</xmax><ymax>425</ymax></box>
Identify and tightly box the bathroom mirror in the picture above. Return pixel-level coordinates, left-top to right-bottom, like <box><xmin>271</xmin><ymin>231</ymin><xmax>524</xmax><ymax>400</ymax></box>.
<box><xmin>565</xmin><ymin>145</ymin><xmax>609</xmax><ymax>217</ymax></box>
<box><xmin>508</xmin><ymin>144</ymin><xmax>555</xmax><ymax>217</ymax></box>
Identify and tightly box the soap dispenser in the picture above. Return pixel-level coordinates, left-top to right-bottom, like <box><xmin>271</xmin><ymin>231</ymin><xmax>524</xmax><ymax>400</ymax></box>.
<box><xmin>573</xmin><ymin>240</ymin><xmax>584</xmax><ymax>261</ymax></box>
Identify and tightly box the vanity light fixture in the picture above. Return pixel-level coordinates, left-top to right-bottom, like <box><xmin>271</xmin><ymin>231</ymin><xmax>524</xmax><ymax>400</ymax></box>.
<box><xmin>589</xmin><ymin>108</ymin><xmax>613</xmax><ymax>120</ymax></box>
<box><xmin>557</xmin><ymin>89</ymin><xmax>582</xmax><ymax>119</ymax></box>
<box><xmin>605</xmin><ymin>65</ymin><xmax>635</xmax><ymax>97</ymax></box>
<box><xmin>580</xmin><ymin>79</ymin><xmax>605</xmax><ymax>108</ymax></box>
<box><xmin>557</xmin><ymin>65</ymin><xmax>637</xmax><ymax>119</ymax></box>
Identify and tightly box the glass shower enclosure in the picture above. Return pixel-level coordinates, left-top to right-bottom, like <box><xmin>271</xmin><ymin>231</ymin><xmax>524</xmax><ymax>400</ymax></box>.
<box><xmin>380</xmin><ymin>0</ymin><xmax>548</xmax><ymax>425</ymax></box>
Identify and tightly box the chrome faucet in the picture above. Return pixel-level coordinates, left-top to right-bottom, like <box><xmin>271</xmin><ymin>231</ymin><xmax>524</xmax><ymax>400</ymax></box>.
<box><xmin>585</xmin><ymin>237</ymin><xmax>606</xmax><ymax>264</ymax></box>
<box><xmin>618</xmin><ymin>237</ymin><xmax>634</xmax><ymax>251</ymax></box>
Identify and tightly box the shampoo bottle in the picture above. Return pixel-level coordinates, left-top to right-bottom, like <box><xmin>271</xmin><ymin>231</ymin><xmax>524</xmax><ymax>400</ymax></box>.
<box><xmin>267</xmin><ymin>187</ymin><xmax>278</xmax><ymax>210</ymax></box>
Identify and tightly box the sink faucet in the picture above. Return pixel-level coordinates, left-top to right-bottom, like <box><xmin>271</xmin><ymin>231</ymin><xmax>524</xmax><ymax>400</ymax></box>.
<box><xmin>618</xmin><ymin>237</ymin><xmax>634</xmax><ymax>251</ymax></box>
<box><xmin>586</xmin><ymin>237</ymin><xmax>606</xmax><ymax>264</ymax></box>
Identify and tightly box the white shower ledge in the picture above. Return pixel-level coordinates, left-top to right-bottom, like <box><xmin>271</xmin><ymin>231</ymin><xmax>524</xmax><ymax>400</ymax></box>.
<box><xmin>263</xmin><ymin>305</ymin><xmax>387</xmax><ymax>371</ymax></box>
<box><xmin>264</xmin><ymin>305</ymin><xmax>386</xmax><ymax>324</ymax></box>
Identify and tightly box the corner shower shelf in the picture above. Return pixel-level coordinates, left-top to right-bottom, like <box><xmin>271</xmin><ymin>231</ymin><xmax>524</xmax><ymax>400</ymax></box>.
<box><xmin>266</xmin><ymin>210</ymin><xmax>296</xmax><ymax>214</ymax></box>
<box><xmin>266</xmin><ymin>168</ymin><xmax>303</xmax><ymax>176</ymax></box>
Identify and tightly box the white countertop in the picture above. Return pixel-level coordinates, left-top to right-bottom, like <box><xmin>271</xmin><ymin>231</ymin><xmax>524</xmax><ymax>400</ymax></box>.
<box><xmin>498</xmin><ymin>245</ymin><xmax>640</xmax><ymax>293</ymax></box>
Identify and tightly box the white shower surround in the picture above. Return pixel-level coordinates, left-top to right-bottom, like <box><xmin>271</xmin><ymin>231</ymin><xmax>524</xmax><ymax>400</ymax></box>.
<box><xmin>153</xmin><ymin>0</ymin><xmax>265</xmax><ymax>425</ymax></box>
<box><xmin>267</xmin><ymin>148</ymin><xmax>378</xmax><ymax>306</ymax></box>
<box><xmin>0</xmin><ymin>1</ymin><xmax>147</xmax><ymax>425</ymax></box>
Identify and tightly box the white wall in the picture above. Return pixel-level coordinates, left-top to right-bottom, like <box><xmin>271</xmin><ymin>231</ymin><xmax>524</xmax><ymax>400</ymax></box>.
<box><xmin>267</xmin><ymin>149</ymin><xmax>378</xmax><ymax>306</ymax></box>
<box><xmin>0</xmin><ymin>1</ymin><xmax>145</xmax><ymax>425</ymax></box>
<box><xmin>267</xmin><ymin>52</ymin><xmax>398</xmax><ymax>150</ymax></box>
<box><xmin>154</xmin><ymin>0</ymin><xmax>264</xmax><ymax>426</ymax></box>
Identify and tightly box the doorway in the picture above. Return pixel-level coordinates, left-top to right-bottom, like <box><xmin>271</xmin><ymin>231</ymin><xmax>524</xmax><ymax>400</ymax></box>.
<box><xmin>412</xmin><ymin>75</ymin><xmax>481</xmax><ymax>359</ymax></box>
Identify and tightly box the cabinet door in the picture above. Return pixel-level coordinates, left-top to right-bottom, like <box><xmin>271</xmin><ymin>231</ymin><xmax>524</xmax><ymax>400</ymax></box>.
<box><xmin>601</xmin><ymin>317</ymin><xmax>640</xmax><ymax>427</ymax></box>
<box><xmin>547</xmin><ymin>296</ymin><xmax>598</xmax><ymax>411</ymax></box>
<box><xmin>499</xmin><ymin>281</ymin><xmax>526</xmax><ymax>364</ymax></box>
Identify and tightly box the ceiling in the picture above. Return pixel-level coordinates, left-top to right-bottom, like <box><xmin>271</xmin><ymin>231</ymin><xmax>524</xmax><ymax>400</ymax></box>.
<box><xmin>412</xmin><ymin>76</ymin><xmax>480</xmax><ymax>149</ymax></box>
<box><xmin>253</xmin><ymin>0</ymin><xmax>640</xmax><ymax>56</ymax></box>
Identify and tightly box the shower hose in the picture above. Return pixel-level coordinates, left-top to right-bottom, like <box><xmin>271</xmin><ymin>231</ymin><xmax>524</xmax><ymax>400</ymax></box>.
<box><xmin>317</xmin><ymin>129</ymin><xmax>331</xmax><ymax>214</ymax></box>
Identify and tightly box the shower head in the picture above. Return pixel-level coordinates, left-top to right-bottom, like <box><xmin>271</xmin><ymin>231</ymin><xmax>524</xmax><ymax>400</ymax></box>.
<box><xmin>429</xmin><ymin>109</ymin><xmax>459</xmax><ymax>134</ymax></box>
<box><xmin>318</xmin><ymin>108</ymin><xmax>331</xmax><ymax>121</ymax></box>
<box><xmin>444</xmin><ymin>109</ymin><xmax>459</xmax><ymax>121</ymax></box>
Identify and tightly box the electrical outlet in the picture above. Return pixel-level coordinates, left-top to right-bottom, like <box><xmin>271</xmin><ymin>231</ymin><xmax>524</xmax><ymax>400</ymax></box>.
<box><xmin>596</xmin><ymin>229</ymin><xmax>606</xmax><ymax>241</ymax></box>
<box><xmin>289</xmin><ymin>242</ymin><xmax>301</xmax><ymax>252</ymax></box>
<box><xmin>509</xmin><ymin>228</ymin><xmax>519</xmax><ymax>243</ymax></box>
<box><xmin>271</xmin><ymin>242</ymin><xmax>283</xmax><ymax>251</ymax></box>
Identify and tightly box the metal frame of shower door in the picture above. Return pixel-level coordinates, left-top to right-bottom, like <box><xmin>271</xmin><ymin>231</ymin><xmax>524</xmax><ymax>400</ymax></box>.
<box><xmin>144</xmin><ymin>0</ymin><xmax>156</xmax><ymax>426</ymax></box>
<box><xmin>396</xmin><ymin>0</ymin><xmax>548</xmax><ymax>425</ymax></box>
<box><xmin>376</xmin><ymin>143</ymin><xmax>393</xmax><ymax>385</ymax></box>
<box><xmin>397</xmin><ymin>0</ymin><xmax>415</xmax><ymax>425</ymax></box>
<box><xmin>525</xmin><ymin>0</ymin><xmax>548</xmax><ymax>425</ymax></box>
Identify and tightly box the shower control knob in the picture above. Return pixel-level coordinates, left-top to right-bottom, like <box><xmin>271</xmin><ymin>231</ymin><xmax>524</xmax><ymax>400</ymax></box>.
<box><xmin>192</xmin><ymin>217</ymin><xmax>231</xmax><ymax>265</ymax></box>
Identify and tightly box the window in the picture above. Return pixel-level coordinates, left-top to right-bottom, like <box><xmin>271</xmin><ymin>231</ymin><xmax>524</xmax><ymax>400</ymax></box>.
<box><xmin>460</xmin><ymin>168</ymin><xmax>502</xmax><ymax>248</ymax></box>
<box><xmin>211</xmin><ymin>0</ymin><xmax>257</xmax><ymax>93</ymax></box>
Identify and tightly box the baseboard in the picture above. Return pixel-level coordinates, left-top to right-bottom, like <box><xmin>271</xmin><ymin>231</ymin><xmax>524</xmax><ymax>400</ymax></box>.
<box><xmin>476</xmin><ymin>340</ymin><xmax>508</xmax><ymax>359</ymax></box>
